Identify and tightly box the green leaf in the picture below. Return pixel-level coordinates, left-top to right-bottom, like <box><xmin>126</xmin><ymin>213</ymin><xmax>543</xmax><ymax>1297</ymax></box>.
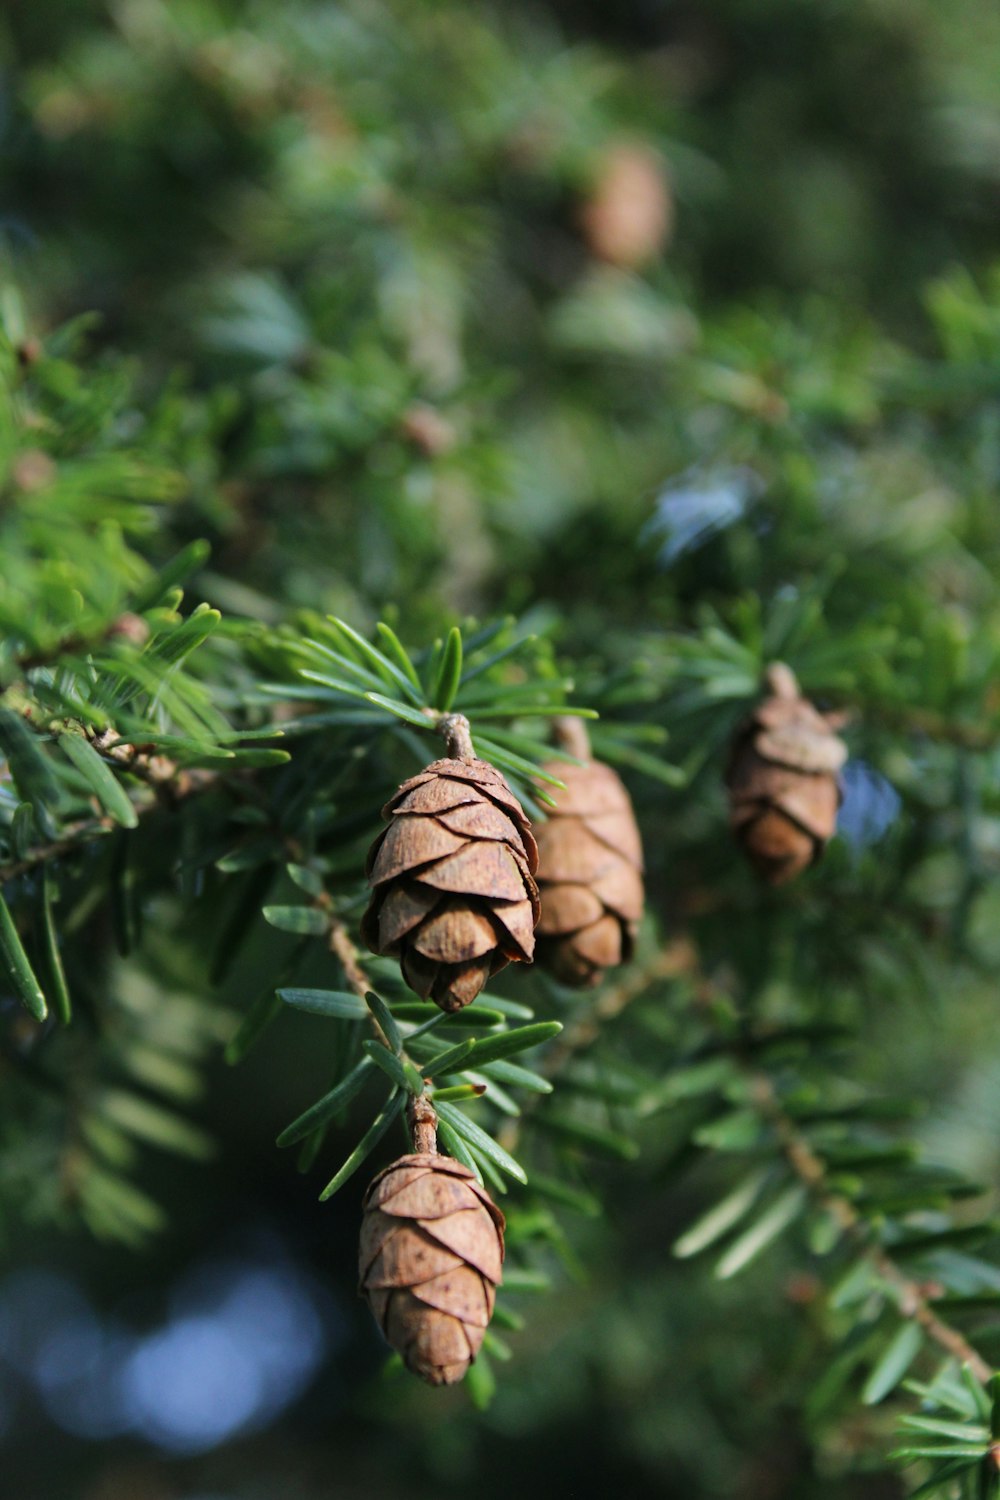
<box><xmin>148</xmin><ymin>603</ymin><xmax>220</xmax><ymax>665</ymax></box>
<box><xmin>586</xmin><ymin>736</ymin><xmax>686</xmax><ymax>787</ymax></box>
<box><xmin>424</xmin><ymin>1022</ymin><xmax>561</xmax><ymax>1078</ymax></box>
<box><xmin>465</xmin><ymin>1349</ymin><xmax>496</xmax><ymax>1409</ymax></box>
<box><xmin>480</xmin><ymin>1059</ymin><xmax>554</xmax><ymax>1094</ymax></box>
<box><xmin>500</xmin><ymin>1267</ymin><xmax>551</xmax><ymax>1293</ymax></box>
<box><xmin>0</xmin><ymin>890</ymin><xmax>47</xmax><ymax>1020</ymax></box>
<box><xmin>906</xmin><ymin>1460</ymin><xmax>985</xmax><ymax>1498</ymax></box>
<box><xmin>225</xmin><ymin>988</ymin><xmax>283</xmax><ymax>1064</ymax></box>
<box><xmin>862</xmin><ymin>1323</ymin><xmax>924</xmax><ymax>1405</ymax></box>
<box><xmin>471</xmin><ymin>704</ymin><xmax>598</xmax><ymax>721</ymax></box>
<box><xmin>39</xmin><ymin>872</ymin><xmax>71</xmax><ymax>1024</ymax></box>
<box><xmin>459</xmin><ymin>633</ymin><xmax>537</xmax><ymax>686</ymax></box>
<box><xmin>262</xmin><ymin>905</ymin><xmax>330</xmax><ymax>935</ymax></box>
<box><xmin>891</xmin><ymin>1223</ymin><xmax>1000</xmax><ymax>1260</ymax></box>
<box><xmin>528</xmin><ymin>1172</ymin><xmax>602</xmax><ymax>1217</ymax></box>
<box><xmin>888</xmin><ymin>1445</ymin><xmax>985</xmax><ymax>1460</ymax></box>
<box><xmin>471</xmin><ymin>734</ymin><xmax>566</xmax><ymax>787</ymax></box>
<box><xmin>101</xmin><ymin>1090</ymin><xmax>214</xmax><ymax>1160</ymax></box>
<box><xmin>376</xmin><ymin>622</ymin><xmax>423</xmax><ymax>693</ymax></box>
<box><xmin>131</xmin><ymin>539</ymin><xmax>211</xmax><ymax>612</ymax></box>
<box><xmin>674</xmin><ymin>1168</ymin><xmax>771</xmax><ymax>1258</ymax></box>
<box><xmin>58</xmin><ymin>732</ymin><xmax>138</xmax><ymax>827</ymax></box>
<box><xmin>277</xmin><ymin>1058</ymin><xmax>374</xmax><ymax>1147</ymax></box>
<box><xmin>277</xmin><ymin>988</ymin><xmax>368</xmax><ymax>1019</ymax></box>
<box><xmin>392</xmin><ymin>1002</ymin><xmax>507</xmax><ymax>1028</ymax></box>
<box><xmin>361</xmin><ymin>691</ymin><xmax>436</xmax><ymax>729</ymax></box>
<box><xmin>964</xmin><ymin>1366</ymin><xmax>993</xmax><ymax>1424</ymax></box>
<box><xmin>641</xmin><ymin>1056</ymin><xmax>736</xmax><ymax>1115</ymax></box>
<box><xmin>318</xmin><ymin>1090</ymin><xmax>405</xmax><ymax>1200</ymax></box>
<box><xmin>365</xmin><ymin>990</ymin><xmax>402</xmax><ymax>1053</ymax></box>
<box><xmin>0</xmin><ymin>708</ymin><xmax>59</xmax><ymax>811</ymax></box>
<box><xmin>328</xmin><ymin>617</ymin><xmax>424</xmax><ymax>705</ymax></box>
<box><xmin>695</xmin><ymin>1109</ymin><xmax>763</xmax><ymax>1151</ymax></box>
<box><xmin>433</xmin><ymin>627</ymin><xmax>463</xmax><ymax>711</ymax></box>
<box><xmin>434</xmin><ymin>1099</ymin><xmax>527</xmax><ymax>1183</ymax></box>
<box><xmin>286</xmin><ymin>863</ymin><xmax>324</xmax><ymax>896</ymax></box>
<box><xmin>538</xmin><ymin>1113</ymin><xmax>640</xmax><ymax>1161</ymax></box>
<box><xmin>483</xmin><ymin>995</ymin><xmax>536</xmax><ymax>1020</ymax></box>
<box><xmin>11</xmin><ymin>802</ymin><xmax>35</xmax><ymax>858</ymax></box>
<box><xmin>430</xmin><ymin>1083</ymin><xmax>487</xmax><ymax>1103</ymax></box>
<box><xmin>362</xmin><ymin>1039</ymin><xmax>424</xmax><ymax>1094</ymax></box>
<box><xmin>900</xmin><ymin>1417</ymin><xmax>991</xmax><ymax>1442</ymax></box>
<box><xmin>434</xmin><ymin>1116</ymin><xmax>482</xmax><ymax>1180</ymax></box>
<box><xmin>714</xmin><ymin>1186</ymin><xmax>807</xmax><ymax>1279</ymax></box>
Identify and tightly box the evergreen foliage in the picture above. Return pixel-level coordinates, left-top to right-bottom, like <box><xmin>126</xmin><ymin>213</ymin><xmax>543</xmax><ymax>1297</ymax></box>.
<box><xmin>5</xmin><ymin>1</ymin><xmax>1000</xmax><ymax>1496</ymax></box>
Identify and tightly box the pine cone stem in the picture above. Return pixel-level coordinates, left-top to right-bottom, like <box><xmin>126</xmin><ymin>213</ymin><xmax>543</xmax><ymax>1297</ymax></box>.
<box><xmin>438</xmin><ymin>713</ymin><xmax>475</xmax><ymax>761</ymax></box>
<box><xmin>408</xmin><ymin>1095</ymin><xmax>438</xmax><ymax>1155</ymax></box>
<box><xmin>552</xmin><ymin>715</ymin><xmax>591</xmax><ymax>760</ymax></box>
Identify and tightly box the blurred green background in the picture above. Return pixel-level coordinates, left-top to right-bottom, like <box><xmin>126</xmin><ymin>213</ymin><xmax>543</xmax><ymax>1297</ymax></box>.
<box><xmin>4</xmin><ymin>1</ymin><xmax>1000</xmax><ymax>1497</ymax></box>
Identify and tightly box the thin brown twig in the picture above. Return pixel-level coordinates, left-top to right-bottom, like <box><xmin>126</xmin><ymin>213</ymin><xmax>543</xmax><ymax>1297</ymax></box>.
<box><xmin>328</xmin><ymin>917</ymin><xmax>372</xmax><ymax>1000</ymax></box>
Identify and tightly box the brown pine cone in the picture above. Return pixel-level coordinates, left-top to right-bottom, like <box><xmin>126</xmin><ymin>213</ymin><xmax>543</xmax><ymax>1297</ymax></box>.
<box><xmin>362</xmin><ymin>721</ymin><xmax>539</xmax><ymax>1012</ymax></box>
<box><xmin>726</xmin><ymin>663</ymin><xmax>847</xmax><ymax>885</ymax></box>
<box><xmin>534</xmin><ymin>720</ymin><xmax>644</xmax><ymax>987</ymax></box>
<box><xmin>579</xmin><ymin>142</ymin><xmax>673</xmax><ymax>269</ymax></box>
<box><xmin>359</xmin><ymin>1150</ymin><xmax>505</xmax><ymax>1385</ymax></box>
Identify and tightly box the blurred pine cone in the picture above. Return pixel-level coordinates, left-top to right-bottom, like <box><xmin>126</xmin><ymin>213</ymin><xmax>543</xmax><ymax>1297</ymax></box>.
<box><xmin>534</xmin><ymin>720</ymin><xmax>644</xmax><ymax>986</ymax></box>
<box><xmin>579</xmin><ymin>141</ymin><xmax>673</xmax><ymax>269</ymax></box>
<box><xmin>359</xmin><ymin>1151</ymin><xmax>505</xmax><ymax>1385</ymax></box>
<box><xmin>726</xmin><ymin>663</ymin><xmax>847</xmax><ymax>885</ymax></box>
<box><xmin>362</xmin><ymin>749</ymin><xmax>539</xmax><ymax>1011</ymax></box>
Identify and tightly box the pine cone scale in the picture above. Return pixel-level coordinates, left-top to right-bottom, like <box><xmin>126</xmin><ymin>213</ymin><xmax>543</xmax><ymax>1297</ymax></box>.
<box><xmin>590</xmin><ymin>861</ymin><xmax>644</xmax><ymax>920</ymax></box>
<box><xmin>372</xmin><ymin>882</ymin><xmax>438</xmax><ymax>950</ymax></box>
<box><xmin>411</xmin><ymin>900</ymin><xmax>498</xmax><ymax>962</ymax></box>
<box><xmin>413</xmin><ymin>841</ymin><xmax>528</xmax><ymax>901</ymax></box>
<box><xmin>408</xmin><ymin>1265</ymin><xmax>493</xmax><ymax>1326</ymax></box>
<box><xmin>532</xmin><ymin>817</ymin><xmax>619</xmax><ymax>882</ymax></box>
<box><xmin>367</xmin><ymin>817</ymin><xmax>468</xmax><ymax>882</ymax></box>
<box><xmin>377</xmin><ymin>1172</ymin><xmax>477</xmax><ymax>1219</ymax></box>
<box><xmin>362</xmin><ymin>1220</ymin><xmax>465</xmax><ymax>1286</ymax></box>
<box><xmin>536</xmin><ymin>883</ymin><xmax>604</xmax><ymax>935</ymax></box>
<box><xmin>416</xmin><ymin>1209</ymin><xmax>504</xmax><ymax>1279</ymax></box>
<box><xmin>490</xmin><ymin>897</ymin><xmax>536</xmax><ymax>959</ymax></box>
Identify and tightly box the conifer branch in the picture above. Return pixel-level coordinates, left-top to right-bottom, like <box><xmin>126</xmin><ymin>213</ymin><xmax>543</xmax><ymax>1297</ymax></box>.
<box><xmin>749</xmin><ymin>1070</ymin><xmax>994</xmax><ymax>1385</ymax></box>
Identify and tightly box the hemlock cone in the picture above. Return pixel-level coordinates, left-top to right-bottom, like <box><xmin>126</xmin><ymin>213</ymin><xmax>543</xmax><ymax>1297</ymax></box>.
<box><xmin>362</xmin><ymin>755</ymin><xmax>539</xmax><ymax>1011</ymax></box>
<box><xmin>534</xmin><ymin>720</ymin><xmax>644</xmax><ymax>986</ymax></box>
<box><xmin>726</xmin><ymin>663</ymin><xmax>848</xmax><ymax>885</ymax></box>
<box><xmin>358</xmin><ymin>1151</ymin><xmax>505</xmax><ymax>1385</ymax></box>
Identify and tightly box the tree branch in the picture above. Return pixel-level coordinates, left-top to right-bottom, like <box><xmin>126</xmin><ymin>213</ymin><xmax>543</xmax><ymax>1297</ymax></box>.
<box><xmin>748</xmin><ymin>1069</ymin><xmax>994</xmax><ymax>1385</ymax></box>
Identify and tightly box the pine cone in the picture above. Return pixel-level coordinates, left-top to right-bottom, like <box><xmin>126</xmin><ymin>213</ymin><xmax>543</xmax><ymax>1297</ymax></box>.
<box><xmin>359</xmin><ymin>1151</ymin><xmax>505</xmax><ymax>1385</ymax></box>
<box><xmin>579</xmin><ymin>142</ymin><xmax>673</xmax><ymax>269</ymax></box>
<box><xmin>362</xmin><ymin>735</ymin><xmax>539</xmax><ymax>1012</ymax></box>
<box><xmin>534</xmin><ymin>721</ymin><xmax>644</xmax><ymax>986</ymax></box>
<box><xmin>726</xmin><ymin>663</ymin><xmax>847</xmax><ymax>885</ymax></box>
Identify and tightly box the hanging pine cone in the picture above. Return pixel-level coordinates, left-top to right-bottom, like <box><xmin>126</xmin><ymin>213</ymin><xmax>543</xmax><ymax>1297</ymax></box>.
<box><xmin>362</xmin><ymin>715</ymin><xmax>539</xmax><ymax>1012</ymax></box>
<box><xmin>358</xmin><ymin>1116</ymin><xmax>505</xmax><ymax>1385</ymax></box>
<box><xmin>579</xmin><ymin>141</ymin><xmax>673</xmax><ymax>269</ymax></box>
<box><xmin>726</xmin><ymin>663</ymin><xmax>847</xmax><ymax>885</ymax></box>
<box><xmin>533</xmin><ymin>719</ymin><xmax>644</xmax><ymax>986</ymax></box>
